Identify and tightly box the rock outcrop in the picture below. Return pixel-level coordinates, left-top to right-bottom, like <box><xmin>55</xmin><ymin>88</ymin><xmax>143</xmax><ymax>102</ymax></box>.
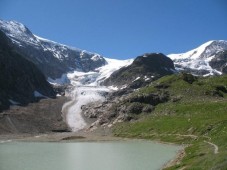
<box><xmin>103</xmin><ymin>53</ymin><xmax>175</xmax><ymax>88</ymax></box>
<box><xmin>81</xmin><ymin>89</ymin><xmax>170</xmax><ymax>129</ymax></box>
<box><xmin>209</xmin><ymin>50</ymin><xmax>227</xmax><ymax>74</ymax></box>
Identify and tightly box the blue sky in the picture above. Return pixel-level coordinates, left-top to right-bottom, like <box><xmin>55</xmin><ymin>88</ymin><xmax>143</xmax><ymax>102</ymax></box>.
<box><xmin>1</xmin><ymin>0</ymin><xmax>227</xmax><ymax>59</ymax></box>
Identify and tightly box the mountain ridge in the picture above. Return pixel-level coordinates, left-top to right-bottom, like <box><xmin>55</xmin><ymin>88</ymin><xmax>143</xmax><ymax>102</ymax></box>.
<box><xmin>1</xmin><ymin>19</ymin><xmax>226</xmax><ymax>81</ymax></box>
<box><xmin>168</xmin><ymin>40</ymin><xmax>227</xmax><ymax>76</ymax></box>
<box><xmin>0</xmin><ymin>19</ymin><xmax>107</xmax><ymax>79</ymax></box>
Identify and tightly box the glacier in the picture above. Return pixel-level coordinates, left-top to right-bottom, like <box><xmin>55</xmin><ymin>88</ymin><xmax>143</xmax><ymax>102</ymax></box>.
<box><xmin>61</xmin><ymin>57</ymin><xmax>133</xmax><ymax>131</ymax></box>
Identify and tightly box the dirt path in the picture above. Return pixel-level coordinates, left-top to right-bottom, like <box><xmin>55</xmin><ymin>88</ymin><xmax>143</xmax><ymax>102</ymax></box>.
<box><xmin>171</xmin><ymin>134</ymin><xmax>198</xmax><ymax>139</ymax></box>
<box><xmin>168</xmin><ymin>134</ymin><xmax>219</xmax><ymax>155</ymax></box>
<box><xmin>204</xmin><ymin>141</ymin><xmax>219</xmax><ymax>154</ymax></box>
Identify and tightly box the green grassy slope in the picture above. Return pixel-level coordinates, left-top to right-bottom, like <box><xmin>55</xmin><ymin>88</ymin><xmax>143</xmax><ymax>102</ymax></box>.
<box><xmin>114</xmin><ymin>73</ymin><xmax>227</xmax><ymax>169</ymax></box>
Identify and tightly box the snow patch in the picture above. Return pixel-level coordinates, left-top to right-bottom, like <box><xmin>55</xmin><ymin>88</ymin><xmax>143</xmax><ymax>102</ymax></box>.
<box><xmin>144</xmin><ymin>76</ymin><xmax>150</xmax><ymax>81</ymax></box>
<box><xmin>133</xmin><ymin>77</ymin><xmax>140</xmax><ymax>82</ymax></box>
<box><xmin>94</xmin><ymin>57</ymin><xmax>133</xmax><ymax>84</ymax></box>
<box><xmin>9</xmin><ymin>99</ymin><xmax>20</xmax><ymax>105</ymax></box>
<box><xmin>34</xmin><ymin>91</ymin><xmax>47</xmax><ymax>98</ymax></box>
<box><xmin>120</xmin><ymin>85</ymin><xmax>128</xmax><ymax>89</ymax></box>
<box><xmin>91</xmin><ymin>54</ymin><xmax>102</xmax><ymax>61</ymax></box>
<box><xmin>48</xmin><ymin>74</ymin><xmax>70</xmax><ymax>85</ymax></box>
<box><xmin>108</xmin><ymin>86</ymin><xmax>119</xmax><ymax>90</ymax></box>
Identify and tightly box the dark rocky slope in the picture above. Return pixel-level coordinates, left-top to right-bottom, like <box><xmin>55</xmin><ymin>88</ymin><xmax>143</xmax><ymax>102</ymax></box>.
<box><xmin>103</xmin><ymin>53</ymin><xmax>175</xmax><ymax>88</ymax></box>
<box><xmin>0</xmin><ymin>30</ymin><xmax>55</xmax><ymax>111</ymax></box>
<box><xmin>209</xmin><ymin>50</ymin><xmax>227</xmax><ymax>74</ymax></box>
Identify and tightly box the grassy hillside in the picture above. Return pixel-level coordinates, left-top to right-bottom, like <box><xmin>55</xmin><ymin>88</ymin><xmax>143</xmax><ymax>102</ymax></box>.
<box><xmin>114</xmin><ymin>73</ymin><xmax>227</xmax><ymax>169</ymax></box>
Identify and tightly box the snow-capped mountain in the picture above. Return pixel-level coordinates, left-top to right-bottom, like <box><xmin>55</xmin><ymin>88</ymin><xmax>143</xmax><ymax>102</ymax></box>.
<box><xmin>0</xmin><ymin>19</ymin><xmax>136</xmax><ymax>89</ymax></box>
<box><xmin>168</xmin><ymin>40</ymin><xmax>227</xmax><ymax>76</ymax></box>
<box><xmin>1</xmin><ymin>19</ymin><xmax>226</xmax><ymax>83</ymax></box>
<box><xmin>0</xmin><ymin>20</ymin><xmax>106</xmax><ymax>79</ymax></box>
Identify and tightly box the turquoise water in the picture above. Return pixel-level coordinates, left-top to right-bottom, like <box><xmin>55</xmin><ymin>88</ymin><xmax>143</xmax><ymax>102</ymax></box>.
<box><xmin>0</xmin><ymin>141</ymin><xmax>180</xmax><ymax>170</ymax></box>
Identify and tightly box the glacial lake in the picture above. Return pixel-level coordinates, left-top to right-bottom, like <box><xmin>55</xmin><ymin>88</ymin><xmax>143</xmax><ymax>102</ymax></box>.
<box><xmin>0</xmin><ymin>141</ymin><xmax>180</xmax><ymax>170</ymax></box>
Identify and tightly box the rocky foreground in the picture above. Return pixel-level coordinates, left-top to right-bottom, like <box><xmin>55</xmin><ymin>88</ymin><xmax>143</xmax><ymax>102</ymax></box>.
<box><xmin>0</xmin><ymin>97</ymin><xmax>68</xmax><ymax>135</ymax></box>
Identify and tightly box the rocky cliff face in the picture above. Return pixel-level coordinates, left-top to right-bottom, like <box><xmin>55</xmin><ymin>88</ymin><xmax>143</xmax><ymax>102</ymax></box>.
<box><xmin>209</xmin><ymin>50</ymin><xmax>227</xmax><ymax>74</ymax></box>
<box><xmin>0</xmin><ymin>30</ymin><xmax>55</xmax><ymax>111</ymax></box>
<box><xmin>82</xmin><ymin>90</ymin><xmax>170</xmax><ymax>129</ymax></box>
<box><xmin>0</xmin><ymin>20</ymin><xmax>106</xmax><ymax>79</ymax></box>
<box><xmin>103</xmin><ymin>53</ymin><xmax>175</xmax><ymax>88</ymax></box>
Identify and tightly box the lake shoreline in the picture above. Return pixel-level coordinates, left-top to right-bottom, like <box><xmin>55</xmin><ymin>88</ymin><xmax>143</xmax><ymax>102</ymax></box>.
<box><xmin>0</xmin><ymin>94</ymin><xmax>185</xmax><ymax>170</ymax></box>
<box><xmin>0</xmin><ymin>130</ymin><xmax>186</xmax><ymax>170</ymax></box>
<box><xmin>0</xmin><ymin>136</ymin><xmax>181</xmax><ymax>170</ymax></box>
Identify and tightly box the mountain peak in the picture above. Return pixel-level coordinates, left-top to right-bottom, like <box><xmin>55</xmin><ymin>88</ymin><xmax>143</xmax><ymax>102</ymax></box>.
<box><xmin>0</xmin><ymin>19</ymin><xmax>32</xmax><ymax>37</ymax></box>
<box><xmin>168</xmin><ymin>40</ymin><xmax>227</xmax><ymax>76</ymax></box>
<box><xmin>168</xmin><ymin>40</ymin><xmax>227</xmax><ymax>60</ymax></box>
<box><xmin>103</xmin><ymin>53</ymin><xmax>175</xmax><ymax>89</ymax></box>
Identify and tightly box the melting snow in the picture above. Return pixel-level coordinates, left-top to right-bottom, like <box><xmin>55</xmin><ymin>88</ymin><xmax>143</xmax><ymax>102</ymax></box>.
<box><xmin>34</xmin><ymin>91</ymin><xmax>47</xmax><ymax>98</ymax></box>
<box><xmin>108</xmin><ymin>86</ymin><xmax>119</xmax><ymax>90</ymax></box>
<box><xmin>48</xmin><ymin>74</ymin><xmax>70</xmax><ymax>85</ymax></box>
<box><xmin>133</xmin><ymin>77</ymin><xmax>140</xmax><ymax>82</ymax></box>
